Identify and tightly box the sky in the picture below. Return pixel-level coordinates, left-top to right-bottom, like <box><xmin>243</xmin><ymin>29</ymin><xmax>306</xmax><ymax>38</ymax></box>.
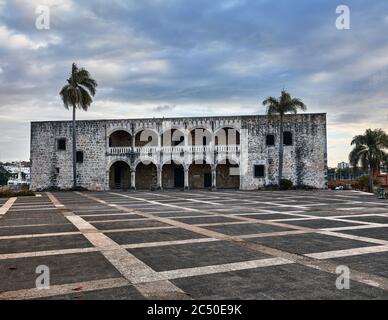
<box><xmin>0</xmin><ymin>0</ymin><xmax>387</xmax><ymax>166</ymax></box>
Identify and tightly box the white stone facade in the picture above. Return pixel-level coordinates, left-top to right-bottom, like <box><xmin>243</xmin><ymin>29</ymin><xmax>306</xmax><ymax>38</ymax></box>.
<box><xmin>30</xmin><ymin>114</ymin><xmax>327</xmax><ymax>191</ymax></box>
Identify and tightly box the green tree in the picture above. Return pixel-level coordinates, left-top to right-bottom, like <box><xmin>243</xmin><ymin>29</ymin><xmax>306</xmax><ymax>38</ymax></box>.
<box><xmin>0</xmin><ymin>165</ymin><xmax>10</xmax><ymax>186</ymax></box>
<box><xmin>59</xmin><ymin>63</ymin><xmax>97</xmax><ymax>188</ymax></box>
<box><xmin>263</xmin><ymin>90</ymin><xmax>307</xmax><ymax>185</ymax></box>
<box><xmin>349</xmin><ymin>129</ymin><xmax>388</xmax><ymax>193</ymax></box>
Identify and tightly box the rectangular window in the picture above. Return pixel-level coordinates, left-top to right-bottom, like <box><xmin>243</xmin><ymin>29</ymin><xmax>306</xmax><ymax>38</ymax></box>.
<box><xmin>76</xmin><ymin>151</ymin><xmax>84</xmax><ymax>163</ymax></box>
<box><xmin>57</xmin><ymin>138</ymin><xmax>66</xmax><ymax>150</ymax></box>
<box><xmin>266</xmin><ymin>134</ymin><xmax>275</xmax><ymax>146</ymax></box>
<box><xmin>254</xmin><ymin>165</ymin><xmax>265</xmax><ymax>178</ymax></box>
<box><xmin>283</xmin><ymin>132</ymin><xmax>293</xmax><ymax>146</ymax></box>
<box><xmin>55</xmin><ymin>167</ymin><xmax>60</xmax><ymax>174</ymax></box>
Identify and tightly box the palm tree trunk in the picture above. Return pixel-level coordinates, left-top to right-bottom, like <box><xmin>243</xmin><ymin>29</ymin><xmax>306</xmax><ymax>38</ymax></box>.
<box><xmin>72</xmin><ymin>105</ymin><xmax>77</xmax><ymax>189</ymax></box>
<box><xmin>278</xmin><ymin>114</ymin><xmax>284</xmax><ymax>186</ymax></box>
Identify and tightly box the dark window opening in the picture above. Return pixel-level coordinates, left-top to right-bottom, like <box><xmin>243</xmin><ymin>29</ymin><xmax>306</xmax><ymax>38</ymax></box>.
<box><xmin>266</xmin><ymin>134</ymin><xmax>275</xmax><ymax>146</ymax></box>
<box><xmin>283</xmin><ymin>132</ymin><xmax>293</xmax><ymax>146</ymax></box>
<box><xmin>57</xmin><ymin>138</ymin><xmax>66</xmax><ymax>150</ymax></box>
<box><xmin>254</xmin><ymin>165</ymin><xmax>265</xmax><ymax>178</ymax></box>
<box><xmin>55</xmin><ymin>167</ymin><xmax>60</xmax><ymax>174</ymax></box>
<box><xmin>202</xmin><ymin>136</ymin><xmax>207</xmax><ymax>145</ymax></box>
<box><xmin>76</xmin><ymin>151</ymin><xmax>84</xmax><ymax>163</ymax></box>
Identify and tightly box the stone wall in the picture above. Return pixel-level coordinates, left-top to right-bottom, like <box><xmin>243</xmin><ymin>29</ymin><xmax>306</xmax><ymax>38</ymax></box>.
<box><xmin>30</xmin><ymin>114</ymin><xmax>327</xmax><ymax>191</ymax></box>
<box><xmin>30</xmin><ymin>120</ymin><xmax>107</xmax><ymax>191</ymax></box>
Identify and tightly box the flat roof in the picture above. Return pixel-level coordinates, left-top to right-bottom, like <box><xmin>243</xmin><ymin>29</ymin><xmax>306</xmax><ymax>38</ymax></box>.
<box><xmin>31</xmin><ymin>113</ymin><xmax>326</xmax><ymax>124</ymax></box>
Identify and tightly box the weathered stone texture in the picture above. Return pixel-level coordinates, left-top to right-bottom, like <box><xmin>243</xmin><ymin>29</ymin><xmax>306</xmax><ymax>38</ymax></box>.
<box><xmin>30</xmin><ymin>114</ymin><xmax>327</xmax><ymax>191</ymax></box>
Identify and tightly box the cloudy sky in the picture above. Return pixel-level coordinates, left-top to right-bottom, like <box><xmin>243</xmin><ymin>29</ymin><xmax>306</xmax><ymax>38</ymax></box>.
<box><xmin>0</xmin><ymin>0</ymin><xmax>387</xmax><ymax>166</ymax></box>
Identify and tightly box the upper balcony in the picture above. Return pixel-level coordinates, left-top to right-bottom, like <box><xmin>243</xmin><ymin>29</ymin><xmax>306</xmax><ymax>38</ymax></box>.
<box><xmin>106</xmin><ymin>127</ymin><xmax>240</xmax><ymax>156</ymax></box>
<box><xmin>107</xmin><ymin>145</ymin><xmax>240</xmax><ymax>155</ymax></box>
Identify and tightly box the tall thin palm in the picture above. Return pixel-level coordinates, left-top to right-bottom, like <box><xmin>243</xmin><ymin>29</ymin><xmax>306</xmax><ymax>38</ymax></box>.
<box><xmin>262</xmin><ymin>90</ymin><xmax>307</xmax><ymax>185</ymax></box>
<box><xmin>59</xmin><ymin>63</ymin><xmax>97</xmax><ymax>189</ymax></box>
<box><xmin>349</xmin><ymin>129</ymin><xmax>388</xmax><ymax>193</ymax></box>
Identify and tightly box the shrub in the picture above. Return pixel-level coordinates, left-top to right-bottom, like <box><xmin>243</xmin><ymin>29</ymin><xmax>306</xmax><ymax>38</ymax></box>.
<box><xmin>279</xmin><ymin>179</ymin><xmax>293</xmax><ymax>190</ymax></box>
<box><xmin>0</xmin><ymin>188</ymin><xmax>35</xmax><ymax>198</ymax></box>
<box><xmin>357</xmin><ymin>175</ymin><xmax>370</xmax><ymax>191</ymax></box>
<box><xmin>297</xmin><ymin>184</ymin><xmax>317</xmax><ymax>190</ymax></box>
<box><xmin>263</xmin><ymin>184</ymin><xmax>279</xmax><ymax>191</ymax></box>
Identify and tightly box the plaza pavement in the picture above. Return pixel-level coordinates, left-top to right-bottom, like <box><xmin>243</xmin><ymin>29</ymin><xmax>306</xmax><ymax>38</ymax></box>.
<box><xmin>0</xmin><ymin>189</ymin><xmax>388</xmax><ymax>300</ymax></box>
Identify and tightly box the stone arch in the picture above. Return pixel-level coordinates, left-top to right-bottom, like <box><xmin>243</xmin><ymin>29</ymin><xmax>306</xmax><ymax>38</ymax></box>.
<box><xmin>214</xmin><ymin>126</ymin><xmax>240</xmax><ymax>145</ymax></box>
<box><xmin>162</xmin><ymin>159</ymin><xmax>185</xmax><ymax>189</ymax></box>
<box><xmin>214</xmin><ymin>124</ymin><xmax>240</xmax><ymax>135</ymax></box>
<box><xmin>107</xmin><ymin>127</ymin><xmax>132</xmax><ymax>137</ymax></box>
<box><xmin>188</xmin><ymin>127</ymin><xmax>213</xmax><ymax>146</ymax></box>
<box><xmin>216</xmin><ymin>155</ymin><xmax>240</xmax><ymax>167</ymax></box>
<box><xmin>216</xmin><ymin>159</ymin><xmax>240</xmax><ymax>189</ymax></box>
<box><xmin>189</xmin><ymin>160</ymin><xmax>212</xmax><ymax>189</ymax></box>
<box><xmin>109</xmin><ymin>130</ymin><xmax>132</xmax><ymax>147</ymax></box>
<box><xmin>109</xmin><ymin>160</ymin><xmax>131</xmax><ymax>190</ymax></box>
<box><xmin>135</xmin><ymin>160</ymin><xmax>158</xmax><ymax>190</ymax></box>
<box><xmin>161</xmin><ymin>128</ymin><xmax>186</xmax><ymax>147</ymax></box>
<box><xmin>134</xmin><ymin>128</ymin><xmax>159</xmax><ymax>147</ymax></box>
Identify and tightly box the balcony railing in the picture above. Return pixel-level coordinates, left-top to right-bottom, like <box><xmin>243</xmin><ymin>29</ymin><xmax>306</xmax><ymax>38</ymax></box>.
<box><xmin>161</xmin><ymin>146</ymin><xmax>185</xmax><ymax>153</ymax></box>
<box><xmin>134</xmin><ymin>146</ymin><xmax>159</xmax><ymax>154</ymax></box>
<box><xmin>187</xmin><ymin>145</ymin><xmax>212</xmax><ymax>153</ymax></box>
<box><xmin>215</xmin><ymin>145</ymin><xmax>240</xmax><ymax>153</ymax></box>
<box><xmin>108</xmin><ymin>147</ymin><xmax>132</xmax><ymax>155</ymax></box>
<box><xmin>107</xmin><ymin>145</ymin><xmax>240</xmax><ymax>156</ymax></box>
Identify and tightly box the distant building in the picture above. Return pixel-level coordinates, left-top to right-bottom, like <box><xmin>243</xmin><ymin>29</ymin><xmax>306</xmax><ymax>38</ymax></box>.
<box><xmin>337</xmin><ymin>162</ymin><xmax>350</xmax><ymax>170</ymax></box>
<box><xmin>4</xmin><ymin>162</ymin><xmax>31</xmax><ymax>187</ymax></box>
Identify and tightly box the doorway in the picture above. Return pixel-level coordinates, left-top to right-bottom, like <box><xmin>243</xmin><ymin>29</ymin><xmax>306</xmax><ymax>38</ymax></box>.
<box><xmin>174</xmin><ymin>166</ymin><xmax>184</xmax><ymax>188</ymax></box>
<box><xmin>204</xmin><ymin>173</ymin><xmax>212</xmax><ymax>188</ymax></box>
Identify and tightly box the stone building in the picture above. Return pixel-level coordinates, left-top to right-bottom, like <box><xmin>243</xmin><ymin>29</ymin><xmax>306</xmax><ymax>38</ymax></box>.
<box><xmin>30</xmin><ymin>114</ymin><xmax>327</xmax><ymax>191</ymax></box>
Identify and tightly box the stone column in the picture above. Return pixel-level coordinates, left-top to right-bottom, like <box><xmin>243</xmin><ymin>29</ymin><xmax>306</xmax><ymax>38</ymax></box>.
<box><xmin>184</xmin><ymin>167</ymin><xmax>189</xmax><ymax>190</ymax></box>
<box><xmin>157</xmin><ymin>165</ymin><xmax>163</xmax><ymax>190</ymax></box>
<box><xmin>105</xmin><ymin>170</ymin><xmax>110</xmax><ymax>191</ymax></box>
<box><xmin>211</xmin><ymin>165</ymin><xmax>217</xmax><ymax>190</ymax></box>
<box><xmin>130</xmin><ymin>168</ymin><xmax>136</xmax><ymax>190</ymax></box>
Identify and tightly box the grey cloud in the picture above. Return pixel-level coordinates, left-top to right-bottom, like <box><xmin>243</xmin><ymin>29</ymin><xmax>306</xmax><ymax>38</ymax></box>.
<box><xmin>0</xmin><ymin>0</ymin><xmax>388</xmax><ymax>165</ymax></box>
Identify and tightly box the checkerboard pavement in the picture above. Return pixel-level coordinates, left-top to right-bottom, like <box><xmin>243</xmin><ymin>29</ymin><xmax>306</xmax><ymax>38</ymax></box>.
<box><xmin>1</xmin><ymin>190</ymin><xmax>388</xmax><ymax>300</ymax></box>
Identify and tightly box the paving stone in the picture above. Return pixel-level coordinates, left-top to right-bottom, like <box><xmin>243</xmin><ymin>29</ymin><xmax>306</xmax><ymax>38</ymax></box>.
<box><xmin>341</xmin><ymin>216</ymin><xmax>388</xmax><ymax>224</ymax></box>
<box><xmin>106</xmin><ymin>228</ymin><xmax>206</xmax><ymax>245</ymax></box>
<box><xmin>204</xmin><ymin>223</ymin><xmax>292</xmax><ymax>236</ymax></box>
<box><xmin>339</xmin><ymin>227</ymin><xmax>388</xmax><ymax>241</ymax></box>
<box><xmin>330</xmin><ymin>251</ymin><xmax>388</xmax><ymax>279</ymax></box>
<box><xmin>128</xmin><ymin>241</ymin><xmax>268</xmax><ymax>271</ymax></box>
<box><xmin>171</xmin><ymin>216</ymin><xmax>239</xmax><ymax>225</ymax></box>
<box><xmin>91</xmin><ymin>219</ymin><xmax>169</xmax><ymax>231</ymax></box>
<box><xmin>36</xmin><ymin>285</ymin><xmax>144</xmax><ymax>300</ymax></box>
<box><xmin>0</xmin><ymin>252</ymin><xmax>122</xmax><ymax>292</ymax></box>
<box><xmin>0</xmin><ymin>223</ymin><xmax>77</xmax><ymax>236</ymax></box>
<box><xmin>150</xmin><ymin>211</ymin><xmax>213</xmax><ymax>217</ymax></box>
<box><xmin>0</xmin><ymin>234</ymin><xmax>93</xmax><ymax>254</ymax></box>
<box><xmin>248</xmin><ymin>233</ymin><xmax>375</xmax><ymax>254</ymax></box>
<box><xmin>172</xmin><ymin>263</ymin><xmax>388</xmax><ymax>300</ymax></box>
<box><xmin>282</xmin><ymin>219</ymin><xmax>361</xmax><ymax>229</ymax></box>
<box><xmin>240</xmin><ymin>213</ymin><xmax>307</xmax><ymax>220</ymax></box>
<box><xmin>82</xmin><ymin>214</ymin><xmax>144</xmax><ymax>222</ymax></box>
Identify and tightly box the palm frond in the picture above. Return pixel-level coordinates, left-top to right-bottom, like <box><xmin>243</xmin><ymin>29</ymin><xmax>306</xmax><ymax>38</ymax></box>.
<box><xmin>60</xmin><ymin>63</ymin><xmax>97</xmax><ymax>111</ymax></box>
<box><xmin>349</xmin><ymin>128</ymin><xmax>388</xmax><ymax>171</ymax></box>
<box><xmin>262</xmin><ymin>90</ymin><xmax>307</xmax><ymax>117</ymax></box>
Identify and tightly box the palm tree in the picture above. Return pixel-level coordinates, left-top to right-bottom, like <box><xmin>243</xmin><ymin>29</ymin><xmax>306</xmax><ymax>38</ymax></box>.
<box><xmin>262</xmin><ymin>90</ymin><xmax>307</xmax><ymax>185</ymax></box>
<box><xmin>59</xmin><ymin>63</ymin><xmax>97</xmax><ymax>189</ymax></box>
<box><xmin>349</xmin><ymin>129</ymin><xmax>388</xmax><ymax>193</ymax></box>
